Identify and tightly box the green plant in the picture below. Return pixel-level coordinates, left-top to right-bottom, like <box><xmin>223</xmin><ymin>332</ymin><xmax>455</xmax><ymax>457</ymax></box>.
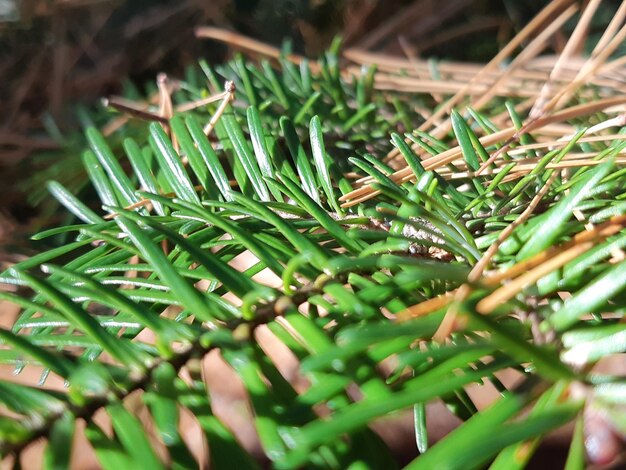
<box><xmin>2</xmin><ymin>1</ymin><xmax>626</xmax><ymax>468</ymax></box>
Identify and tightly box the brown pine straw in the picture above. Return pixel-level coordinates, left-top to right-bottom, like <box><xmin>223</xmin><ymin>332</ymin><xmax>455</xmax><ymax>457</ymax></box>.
<box><xmin>548</xmin><ymin>4</ymin><xmax>626</xmax><ymax>114</ymax></box>
<box><xmin>195</xmin><ymin>26</ymin><xmax>307</xmax><ymax>65</ymax></box>
<box><xmin>476</xmin><ymin>241</ymin><xmax>593</xmax><ymax>314</ymax></box>
<box><xmin>339</xmin><ymin>96</ymin><xmax>626</xmax><ymax>207</ymax></box>
<box><xmin>469</xmin><ymin>4</ymin><xmax>578</xmax><ymax>113</ymax></box>
<box><xmin>405</xmin><ymin>0</ymin><xmax>573</xmax><ymax>131</ymax></box>
<box><xmin>446</xmin><ymin>159</ymin><xmax>626</xmax><ymax>180</ymax></box>
<box><xmin>402</xmin><ymin>129</ymin><xmax>626</xmax><ymax>181</ymax></box>
<box><xmin>485</xmin><ymin>215</ymin><xmax>626</xmax><ymax>286</ymax></box>
<box><xmin>195</xmin><ymin>2</ymin><xmax>626</xmax><ymax>111</ymax></box>
<box><xmin>529</xmin><ymin>0</ymin><xmax>602</xmax><ymax>119</ymax></box>
<box><xmin>371</xmin><ymin>75</ymin><xmax>541</xmax><ymax>97</ymax></box>
<box><xmin>343</xmin><ymin>55</ymin><xmax>626</xmax><ymax>95</ymax></box>
<box><xmin>336</xmin><ymin>2</ymin><xmax>625</xmax><ymax>200</ymax></box>
<box><xmin>432</xmin><ymin>125</ymin><xmax>626</xmax><ymax>181</ymax></box>
<box><xmin>380</xmin><ymin>0</ymin><xmax>578</xmax><ymax>167</ymax></box>
<box><xmin>194</xmin><ymin>4</ymin><xmax>625</xmax><ymax>123</ymax></box>
<box><xmin>103</xmin><ymin>89</ymin><xmax>231</xmax><ymax>124</ymax></box>
<box><xmin>493</xmin><ymin>12</ymin><xmax>626</xmax><ymax>171</ymax></box>
<box><xmin>431</xmin><ymin>170</ymin><xmax>559</xmax><ymax>341</ymax></box>
<box><xmin>196</xmin><ymin>24</ymin><xmax>595</xmax><ymax>100</ymax></box>
<box><xmin>175</xmin><ymin>91</ymin><xmax>231</xmax><ymax>112</ymax></box>
<box><xmin>397</xmin><ymin>214</ymin><xmax>626</xmax><ymax>324</ymax></box>
<box><xmin>475</xmin><ymin>94</ymin><xmax>626</xmax><ymax>175</ymax></box>
<box><xmin>343</xmin><ymin>53</ymin><xmax>549</xmax><ymax>83</ymax></box>
<box><xmin>193</xmin><ymin>3</ymin><xmax>626</xmax><ymax>196</ymax></box>
<box><xmin>466</xmin><ymin>158</ymin><xmax>626</xmax><ymax>184</ymax></box>
<box><xmin>472</xmin><ymin>18</ymin><xmax>626</xmax><ymax>174</ymax></box>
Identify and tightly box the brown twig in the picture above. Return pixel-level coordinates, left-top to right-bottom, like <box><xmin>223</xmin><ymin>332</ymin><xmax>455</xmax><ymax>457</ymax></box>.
<box><xmin>102</xmin><ymin>96</ymin><xmax>169</xmax><ymax>124</ymax></box>
<box><xmin>203</xmin><ymin>80</ymin><xmax>236</xmax><ymax>136</ymax></box>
